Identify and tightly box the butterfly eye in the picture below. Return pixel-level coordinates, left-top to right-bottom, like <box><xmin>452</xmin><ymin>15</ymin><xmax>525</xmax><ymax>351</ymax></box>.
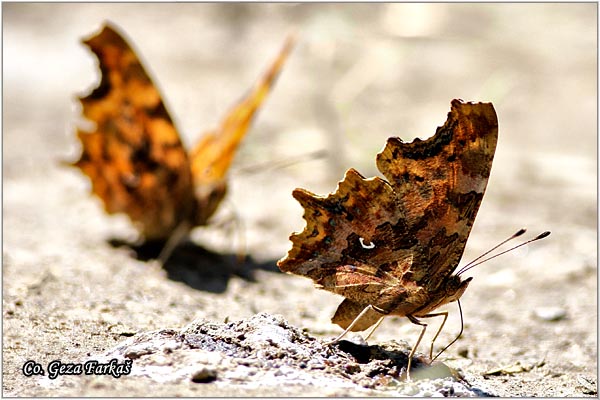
<box><xmin>359</xmin><ymin>237</ymin><xmax>375</xmax><ymax>249</ymax></box>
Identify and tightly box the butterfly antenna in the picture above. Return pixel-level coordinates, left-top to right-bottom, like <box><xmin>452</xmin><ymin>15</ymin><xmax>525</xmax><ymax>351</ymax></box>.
<box><xmin>235</xmin><ymin>149</ymin><xmax>328</xmax><ymax>176</ymax></box>
<box><xmin>457</xmin><ymin>230</ymin><xmax>550</xmax><ymax>276</ymax></box>
<box><xmin>456</xmin><ymin>228</ymin><xmax>527</xmax><ymax>275</ymax></box>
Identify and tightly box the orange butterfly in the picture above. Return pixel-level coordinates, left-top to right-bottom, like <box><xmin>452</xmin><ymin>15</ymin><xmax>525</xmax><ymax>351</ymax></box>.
<box><xmin>72</xmin><ymin>22</ymin><xmax>294</xmax><ymax>258</ymax></box>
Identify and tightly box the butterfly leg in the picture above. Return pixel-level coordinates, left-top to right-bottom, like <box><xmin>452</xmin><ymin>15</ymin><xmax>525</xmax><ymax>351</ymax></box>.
<box><xmin>417</xmin><ymin>311</ymin><xmax>449</xmax><ymax>361</ymax></box>
<box><xmin>406</xmin><ymin>315</ymin><xmax>428</xmax><ymax>381</ymax></box>
<box><xmin>431</xmin><ymin>299</ymin><xmax>465</xmax><ymax>363</ymax></box>
<box><xmin>406</xmin><ymin>307</ymin><xmax>461</xmax><ymax>380</ymax></box>
<box><xmin>363</xmin><ymin>316</ymin><xmax>385</xmax><ymax>342</ymax></box>
<box><xmin>325</xmin><ymin>304</ymin><xmax>383</xmax><ymax>345</ymax></box>
<box><xmin>207</xmin><ymin>200</ymin><xmax>248</xmax><ymax>263</ymax></box>
<box><xmin>158</xmin><ymin>220</ymin><xmax>192</xmax><ymax>265</ymax></box>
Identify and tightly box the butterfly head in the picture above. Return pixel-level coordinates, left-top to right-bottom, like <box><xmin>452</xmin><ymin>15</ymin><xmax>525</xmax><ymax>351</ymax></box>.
<box><xmin>412</xmin><ymin>275</ymin><xmax>471</xmax><ymax>318</ymax></box>
<box><xmin>443</xmin><ymin>275</ymin><xmax>473</xmax><ymax>304</ymax></box>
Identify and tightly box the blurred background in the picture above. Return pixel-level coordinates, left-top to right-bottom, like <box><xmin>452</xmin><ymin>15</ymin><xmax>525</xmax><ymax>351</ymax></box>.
<box><xmin>4</xmin><ymin>3</ymin><xmax>596</xmax><ymax>257</ymax></box>
<box><xmin>3</xmin><ymin>3</ymin><xmax>597</xmax><ymax>396</ymax></box>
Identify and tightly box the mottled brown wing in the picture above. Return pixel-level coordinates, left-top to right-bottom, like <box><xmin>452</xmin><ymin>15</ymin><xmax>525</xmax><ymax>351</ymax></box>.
<box><xmin>376</xmin><ymin>100</ymin><xmax>498</xmax><ymax>285</ymax></box>
<box><xmin>73</xmin><ymin>23</ymin><xmax>195</xmax><ymax>241</ymax></box>
<box><xmin>278</xmin><ymin>100</ymin><xmax>498</xmax><ymax>306</ymax></box>
<box><xmin>188</xmin><ymin>36</ymin><xmax>295</xmax><ymax>225</ymax></box>
<box><xmin>278</xmin><ymin>167</ymin><xmax>416</xmax><ymax>306</ymax></box>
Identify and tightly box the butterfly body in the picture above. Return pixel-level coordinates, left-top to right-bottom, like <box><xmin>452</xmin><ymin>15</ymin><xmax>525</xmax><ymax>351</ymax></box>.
<box><xmin>73</xmin><ymin>23</ymin><xmax>293</xmax><ymax>243</ymax></box>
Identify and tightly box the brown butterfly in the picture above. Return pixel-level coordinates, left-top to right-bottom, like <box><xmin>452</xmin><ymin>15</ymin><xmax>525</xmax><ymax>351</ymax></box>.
<box><xmin>71</xmin><ymin>22</ymin><xmax>294</xmax><ymax>259</ymax></box>
<box><xmin>278</xmin><ymin>100</ymin><xmax>549</xmax><ymax>379</ymax></box>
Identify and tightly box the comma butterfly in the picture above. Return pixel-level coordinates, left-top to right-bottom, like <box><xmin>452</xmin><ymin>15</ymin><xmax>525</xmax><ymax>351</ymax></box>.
<box><xmin>72</xmin><ymin>22</ymin><xmax>294</xmax><ymax>258</ymax></box>
<box><xmin>278</xmin><ymin>100</ymin><xmax>549</xmax><ymax>378</ymax></box>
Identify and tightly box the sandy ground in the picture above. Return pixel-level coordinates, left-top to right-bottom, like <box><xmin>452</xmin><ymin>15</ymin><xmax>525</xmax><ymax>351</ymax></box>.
<box><xmin>3</xmin><ymin>3</ymin><xmax>597</xmax><ymax>397</ymax></box>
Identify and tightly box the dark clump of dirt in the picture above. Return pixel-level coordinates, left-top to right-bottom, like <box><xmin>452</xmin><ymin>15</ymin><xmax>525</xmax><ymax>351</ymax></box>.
<box><xmin>73</xmin><ymin>313</ymin><xmax>494</xmax><ymax>396</ymax></box>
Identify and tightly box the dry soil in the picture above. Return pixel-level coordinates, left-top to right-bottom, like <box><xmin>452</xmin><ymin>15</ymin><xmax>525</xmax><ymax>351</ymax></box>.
<box><xmin>3</xmin><ymin>3</ymin><xmax>597</xmax><ymax>397</ymax></box>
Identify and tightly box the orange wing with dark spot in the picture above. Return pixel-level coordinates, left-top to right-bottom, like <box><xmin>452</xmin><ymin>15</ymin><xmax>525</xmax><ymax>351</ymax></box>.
<box><xmin>73</xmin><ymin>23</ymin><xmax>294</xmax><ymax>242</ymax></box>
<box><xmin>74</xmin><ymin>23</ymin><xmax>194</xmax><ymax>241</ymax></box>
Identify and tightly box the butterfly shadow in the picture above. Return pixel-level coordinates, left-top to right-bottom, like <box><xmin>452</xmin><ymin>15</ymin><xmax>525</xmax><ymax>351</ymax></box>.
<box><xmin>108</xmin><ymin>238</ymin><xmax>281</xmax><ymax>294</ymax></box>
<box><xmin>334</xmin><ymin>339</ymin><xmax>471</xmax><ymax>383</ymax></box>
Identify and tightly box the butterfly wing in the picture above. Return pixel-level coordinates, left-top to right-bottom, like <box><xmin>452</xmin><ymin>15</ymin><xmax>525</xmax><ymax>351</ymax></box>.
<box><xmin>278</xmin><ymin>100</ymin><xmax>498</xmax><ymax>323</ymax></box>
<box><xmin>376</xmin><ymin>100</ymin><xmax>498</xmax><ymax>285</ymax></box>
<box><xmin>278</xmin><ymin>168</ymin><xmax>416</xmax><ymax>303</ymax></box>
<box><xmin>73</xmin><ymin>23</ymin><xmax>195</xmax><ymax>241</ymax></box>
<box><xmin>188</xmin><ymin>36</ymin><xmax>295</xmax><ymax>225</ymax></box>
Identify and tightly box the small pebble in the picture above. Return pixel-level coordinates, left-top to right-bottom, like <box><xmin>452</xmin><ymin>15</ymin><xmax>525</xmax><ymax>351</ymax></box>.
<box><xmin>191</xmin><ymin>367</ymin><xmax>217</xmax><ymax>383</ymax></box>
<box><xmin>533</xmin><ymin>307</ymin><xmax>567</xmax><ymax>321</ymax></box>
<box><xmin>344</xmin><ymin>363</ymin><xmax>361</xmax><ymax>374</ymax></box>
<box><xmin>577</xmin><ymin>375</ymin><xmax>597</xmax><ymax>395</ymax></box>
<box><xmin>457</xmin><ymin>345</ymin><xmax>469</xmax><ymax>358</ymax></box>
